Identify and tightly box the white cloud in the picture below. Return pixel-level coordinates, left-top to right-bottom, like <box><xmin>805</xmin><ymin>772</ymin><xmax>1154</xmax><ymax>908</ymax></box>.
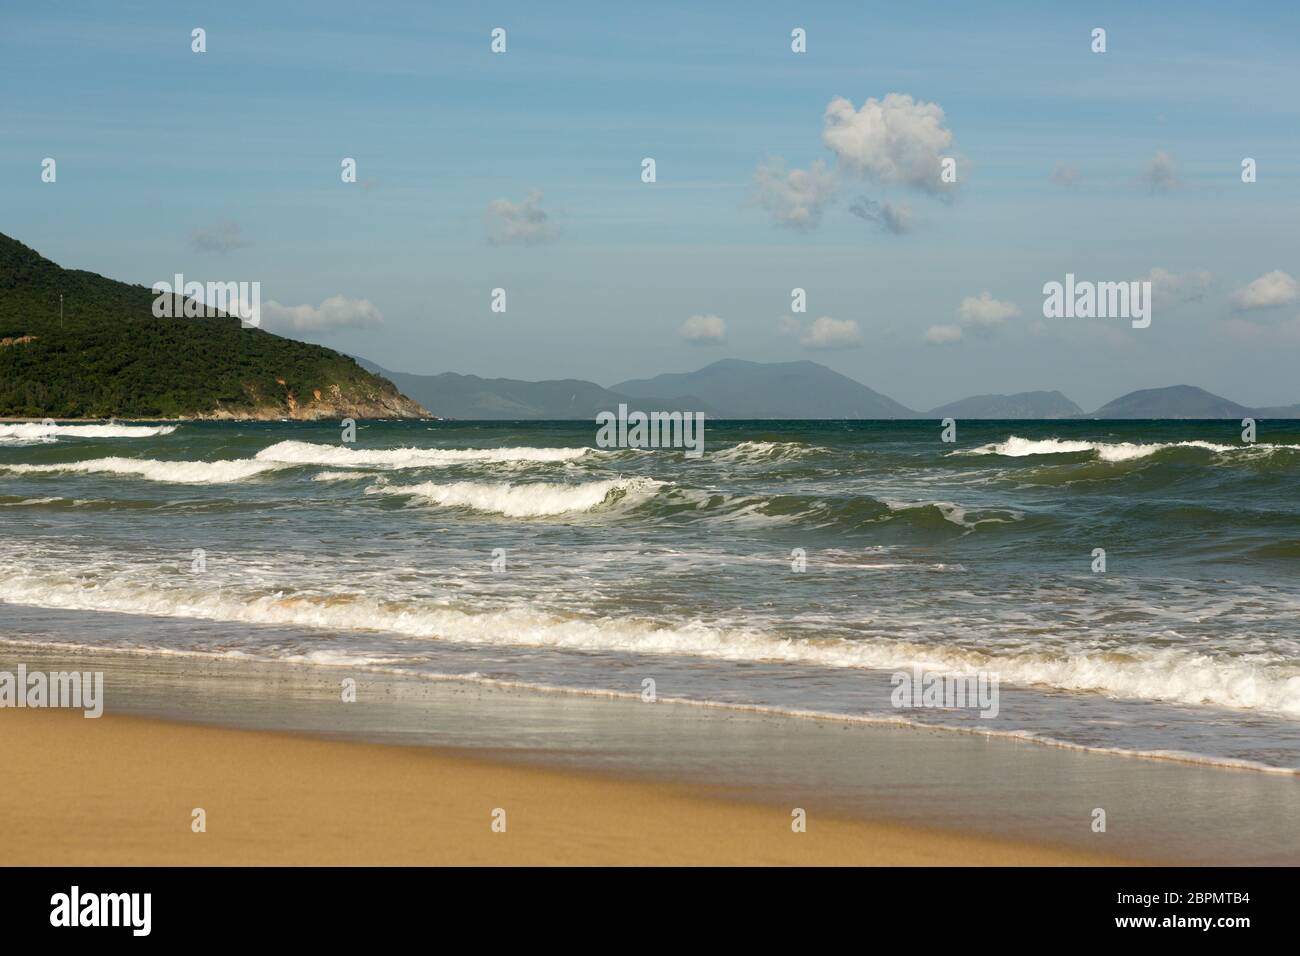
<box><xmin>753</xmin><ymin>158</ymin><xmax>837</xmax><ymax>229</ymax></box>
<box><xmin>822</xmin><ymin>93</ymin><xmax>955</xmax><ymax>195</ymax></box>
<box><xmin>925</xmin><ymin>324</ymin><xmax>963</xmax><ymax>345</ymax></box>
<box><xmin>1141</xmin><ymin>151</ymin><xmax>1179</xmax><ymax>193</ymax></box>
<box><xmin>189</xmin><ymin>220</ymin><xmax>252</xmax><ymax>254</ymax></box>
<box><xmin>923</xmin><ymin>292</ymin><xmax>1020</xmax><ymax>344</ymax></box>
<box><xmin>680</xmin><ymin>314</ymin><xmax>726</xmax><ymax>344</ymax></box>
<box><xmin>485</xmin><ymin>190</ymin><xmax>555</xmax><ymax>245</ymax></box>
<box><xmin>1232</xmin><ymin>270</ymin><xmax>1298</xmax><ymax>311</ymax></box>
<box><xmin>1143</xmin><ymin>267</ymin><xmax>1212</xmax><ymax>306</ymax></box>
<box><xmin>800</xmin><ymin>316</ymin><xmax>861</xmax><ymax>350</ymax></box>
<box><xmin>847</xmin><ymin>196</ymin><xmax>913</xmax><ymax>234</ymax></box>
<box><xmin>957</xmin><ymin>292</ymin><xmax>1020</xmax><ymax>327</ymax></box>
<box><xmin>262</xmin><ymin>295</ymin><xmax>383</xmax><ymax>332</ymax></box>
<box><xmin>1049</xmin><ymin>162</ymin><xmax>1080</xmax><ymax>186</ymax></box>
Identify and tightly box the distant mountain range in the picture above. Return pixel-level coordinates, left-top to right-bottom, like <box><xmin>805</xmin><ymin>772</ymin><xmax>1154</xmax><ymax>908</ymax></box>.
<box><xmin>927</xmin><ymin>390</ymin><xmax>1083</xmax><ymax>419</ymax></box>
<box><xmin>359</xmin><ymin>356</ymin><xmax>1300</xmax><ymax>420</ymax></box>
<box><xmin>353</xmin><ymin>360</ymin><xmax>722</xmax><ymax>420</ymax></box>
<box><xmin>613</xmin><ymin>359</ymin><xmax>914</xmax><ymax>419</ymax></box>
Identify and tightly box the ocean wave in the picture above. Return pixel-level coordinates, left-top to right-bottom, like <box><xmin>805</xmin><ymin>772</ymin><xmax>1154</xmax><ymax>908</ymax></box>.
<box><xmin>312</xmin><ymin>470</ymin><xmax>377</xmax><ymax>482</ymax></box>
<box><xmin>0</xmin><ymin>439</ymin><xmax>598</xmax><ymax>484</ymax></box>
<box><xmin>0</xmin><ymin>457</ymin><xmax>285</xmax><ymax>484</ymax></box>
<box><xmin>956</xmin><ymin>435</ymin><xmax>1299</xmax><ymax>463</ymax></box>
<box><xmin>365</xmin><ymin>477</ymin><xmax>664</xmax><ymax>517</ymax></box>
<box><xmin>878</xmin><ymin>498</ymin><xmax>1024</xmax><ymax>531</ymax></box>
<box><xmin>0</xmin><ymin>422</ymin><xmax>177</xmax><ymax>441</ymax></box>
<box><xmin>650</xmin><ymin>486</ymin><xmax>1025</xmax><ymax>533</ymax></box>
<box><xmin>711</xmin><ymin>440</ymin><xmax>828</xmax><ymax>463</ymax></box>
<box><xmin>255</xmin><ymin>439</ymin><xmax>593</xmax><ymax>469</ymax></box>
<box><xmin>0</xmin><ymin>566</ymin><xmax>1296</xmax><ymax>715</ymax></box>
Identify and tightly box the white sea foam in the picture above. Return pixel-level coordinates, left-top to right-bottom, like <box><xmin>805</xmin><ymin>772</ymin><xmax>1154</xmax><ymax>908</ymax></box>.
<box><xmin>365</xmin><ymin>477</ymin><xmax>664</xmax><ymax>517</ymax></box>
<box><xmin>0</xmin><ymin>457</ymin><xmax>284</xmax><ymax>483</ymax></box>
<box><xmin>255</xmin><ymin>439</ymin><xmax>592</xmax><ymax>469</ymax></box>
<box><xmin>952</xmin><ymin>436</ymin><xmax>1291</xmax><ymax>462</ymax></box>
<box><xmin>0</xmin><ymin>423</ymin><xmax>177</xmax><ymax>440</ymax></box>
<box><xmin>0</xmin><ymin>564</ymin><xmax>1296</xmax><ymax>716</ymax></box>
<box><xmin>0</xmin><ymin>439</ymin><xmax>597</xmax><ymax>483</ymax></box>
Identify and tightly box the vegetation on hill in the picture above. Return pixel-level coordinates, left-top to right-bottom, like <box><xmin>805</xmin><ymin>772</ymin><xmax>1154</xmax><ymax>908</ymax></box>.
<box><xmin>0</xmin><ymin>233</ymin><xmax>427</xmax><ymax>419</ymax></box>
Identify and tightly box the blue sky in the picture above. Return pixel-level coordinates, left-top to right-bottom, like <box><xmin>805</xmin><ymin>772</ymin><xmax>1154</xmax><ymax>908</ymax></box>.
<box><xmin>3</xmin><ymin>0</ymin><xmax>1298</xmax><ymax>410</ymax></box>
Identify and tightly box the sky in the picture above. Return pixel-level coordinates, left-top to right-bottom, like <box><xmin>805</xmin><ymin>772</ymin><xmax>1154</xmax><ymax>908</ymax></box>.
<box><xmin>2</xmin><ymin>0</ymin><xmax>1299</xmax><ymax>411</ymax></box>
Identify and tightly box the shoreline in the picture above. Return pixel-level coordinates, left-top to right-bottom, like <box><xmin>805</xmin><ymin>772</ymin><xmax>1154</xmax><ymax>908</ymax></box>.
<box><xmin>4</xmin><ymin>644</ymin><xmax>1299</xmax><ymax>864</ymax></box>
<box><xmin>4</xmin><ymin>637</ymin><xmax>1294</xmax><ymax>779</ymax></box>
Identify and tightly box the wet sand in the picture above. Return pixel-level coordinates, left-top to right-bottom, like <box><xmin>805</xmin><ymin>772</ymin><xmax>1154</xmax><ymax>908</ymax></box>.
<box><xmin>0</xmin><ymin>709</ymin><xmax>1120</xmax><ymax>866</ymax></box>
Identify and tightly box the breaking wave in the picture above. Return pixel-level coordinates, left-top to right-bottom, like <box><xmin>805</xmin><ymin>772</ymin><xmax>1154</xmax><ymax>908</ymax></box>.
<box><xmin>0</xmin><ymin>422</ymin><xmax>177</xmax><ymax>442</ymax></box>
<box><xmin>0</xmin><ymin>457</ymin><xmax>285</xmax><ymax>484</ymax></box>
<box><xmin>365</xmin><ymin>477</ymin><xmax>665</xmax><ymax>517</ymax></box>
<box><xmin>712</xmin><ymin>440</ymin><xmax>829</xmax><ymax>463</ymax></box>
<box><xmin>0</xmin><ymin>564</ymin><xmax>1296</xmax><ymax>716</ymax></box>
<box><xmin>254</xmin><ymin>439</ymin><xmax>593</xmax><ymax>468</ymax></box>
<box><xmin>956</xmin><ymin>436</ymin><xmax>1299</xmax><ymax>463</ymax></box>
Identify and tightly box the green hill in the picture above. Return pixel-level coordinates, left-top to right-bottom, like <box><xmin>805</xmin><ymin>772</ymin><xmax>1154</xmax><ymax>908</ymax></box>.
<box><xmin>0</xmin><ymin>233</ymin><xmax>428</xmax><ymax>419</ymax></box>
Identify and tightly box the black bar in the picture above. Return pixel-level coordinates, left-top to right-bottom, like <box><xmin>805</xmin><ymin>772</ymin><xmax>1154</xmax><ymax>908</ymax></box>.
<box><xmin>0</xmin><ymin>867</ymin><xmax>1286</xmax><ymax>941</ymax></box>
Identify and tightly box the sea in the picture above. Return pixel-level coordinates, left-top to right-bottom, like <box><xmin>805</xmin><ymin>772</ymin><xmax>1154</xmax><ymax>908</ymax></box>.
<box><xmin>2</xmin><ymin>418</ymin><xmax>1298</xmax><ymax>772</ymax></box>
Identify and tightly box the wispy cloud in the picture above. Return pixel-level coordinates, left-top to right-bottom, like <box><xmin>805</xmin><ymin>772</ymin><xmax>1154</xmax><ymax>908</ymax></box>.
<box><xmin>800</xmin><ymin>316</ymin><xmax>861</xmax><ymax>350</ymax></box>
<box><xmin>1140</xmin><ymin>151</ymin><xmax>1180</xmax><ymax>193</ymax></box>
<box><xmin>958</xmin><ymin>292</ymin><xmax>1020</xmax><ymax>327</ymax></box>
<box><xmin>752</xmin><ymin>158</ymin><xmax>836</xmax><ymax>229</ymax></box>
<box><xmin>926</xmin><ymin>292</ymin><xmax>1020</xmax><ymax>344</ymax></box>
<box><xmin>924</xmin><ymin>324</ymin><xmax>963</xmax><ymax>345</ymax></box>
<box><xmin>1143</xmin><ymin>267</ymin><xmax>1212</xmax><ymax>307</ymax></box>
<box><xmin>1232</xmin><ymin>270</ymin><xmax>1297</xmax><ymax>310</ymax></box>
<box><xmin>262</xmin><ymin>295</ymin><xmax>383</xmax><ymax>332</ymax></box>
<box><xmin>189</xmin><ymin>220</ymin><xmax>252</xmax><ymax>254</ymax></box>
<box><xmin>485</xmin><ymin>190</ymin><xmax>555</xmax><ymax>245</ymax></box>
<box><xmin>847</xmin><ymin>196</ymin><xmax>912</xmax><ymax>234</ymax></box>
<box><xmin>679</xmin><ymin>314</ymin><xmax>726</xmax><ymax>344</ymax></box>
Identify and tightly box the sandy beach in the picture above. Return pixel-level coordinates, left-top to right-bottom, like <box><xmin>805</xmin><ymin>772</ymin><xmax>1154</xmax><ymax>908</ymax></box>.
<box><xmin>3</xmin><ymin>642</ymin><xmax>1299</xmax><ymax>866</ymax></box>
<box><xmin>1</xmin><ymin>708</ymin><xmax>1125</xmax><ymax>866</ymax></box>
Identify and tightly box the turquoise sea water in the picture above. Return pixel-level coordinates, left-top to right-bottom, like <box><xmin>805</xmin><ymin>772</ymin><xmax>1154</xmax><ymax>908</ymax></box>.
<box><xmin>2</xmin><ymin>418</ymin><xmax>1298</xmax><ymax>770</ymax></box>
